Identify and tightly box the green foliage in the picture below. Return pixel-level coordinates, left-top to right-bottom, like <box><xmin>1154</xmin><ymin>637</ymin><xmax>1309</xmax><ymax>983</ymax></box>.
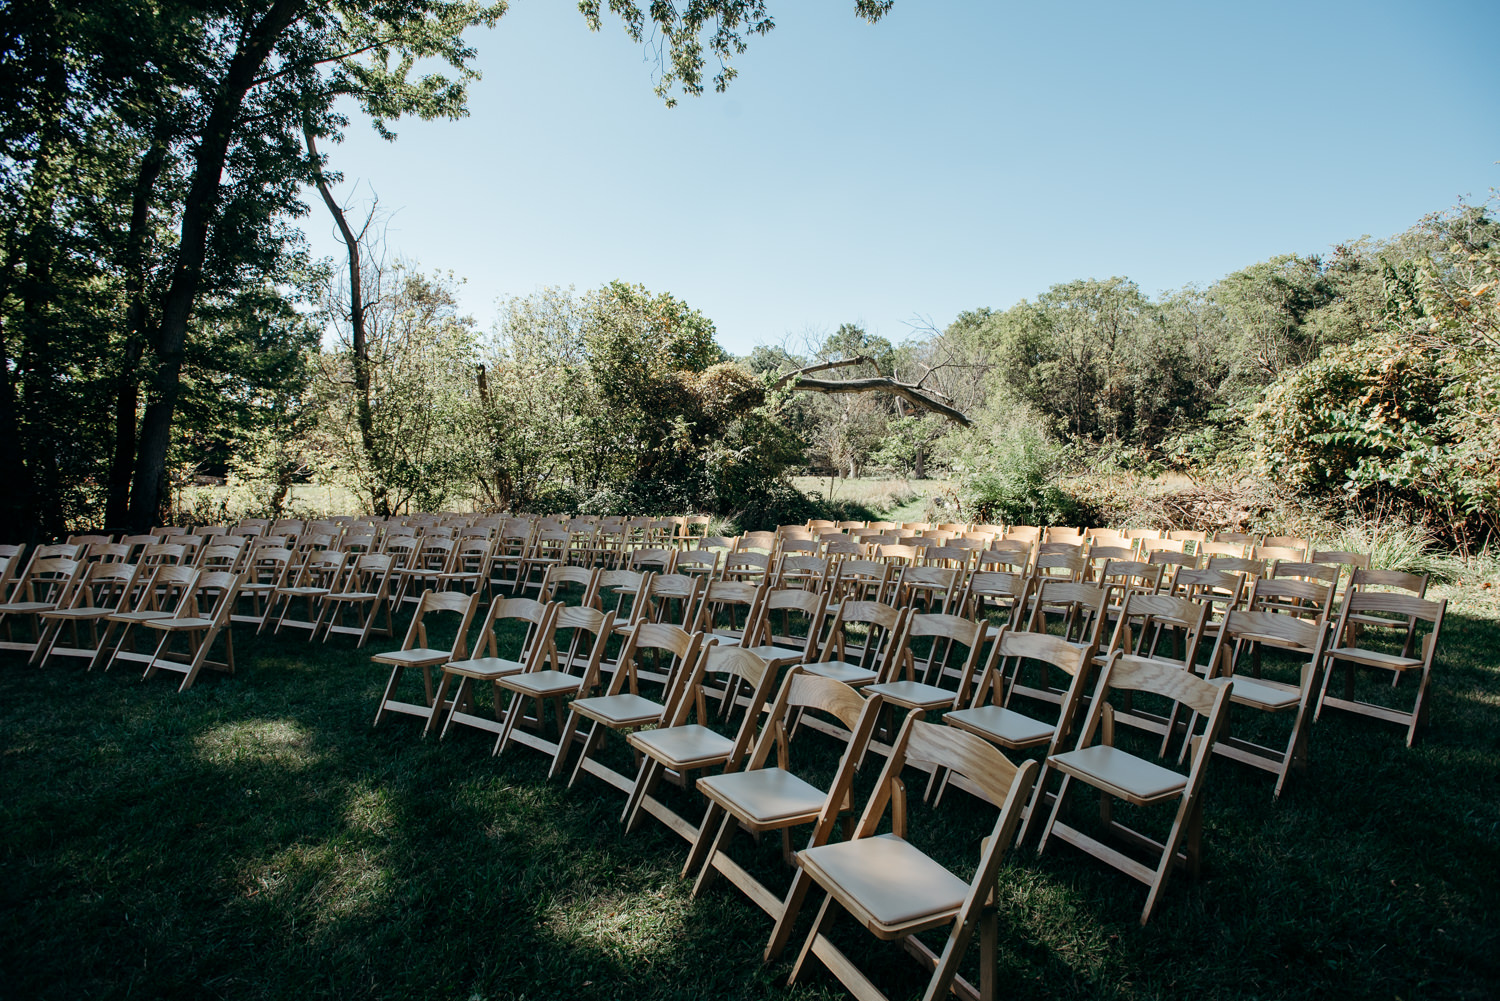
<box><xmin>939</xmin><ymin>400</ymin><xmax>1091</xmax><ymax>526</ymax></box>
<box><xmin>1254</xmin><ymin>202</ymin><xmax>1500</xmax><ymax>550</ymax></box>
<box><xmin>476</xmin><ymin>284</ymin><xmax>805</xmax><ymax>518</ymax></box>
<box><xmin>319</xmin><ymin>264</ymin><xmax>483</xmax><ymax>515</ymax></box>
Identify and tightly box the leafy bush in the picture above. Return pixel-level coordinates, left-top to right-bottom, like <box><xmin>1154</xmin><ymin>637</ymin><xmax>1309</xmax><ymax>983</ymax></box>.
<box><xmin>939</xmin><ymin>400</ymin><xmax>1092</xmax><ymax>526</ymax></box>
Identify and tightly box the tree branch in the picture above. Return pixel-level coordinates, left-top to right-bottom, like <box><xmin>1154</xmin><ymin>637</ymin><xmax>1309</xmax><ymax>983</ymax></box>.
<box><xmin>773</xmin><ymin>357</ymin><xmax>971</xmax><ymax>426</ymax></box>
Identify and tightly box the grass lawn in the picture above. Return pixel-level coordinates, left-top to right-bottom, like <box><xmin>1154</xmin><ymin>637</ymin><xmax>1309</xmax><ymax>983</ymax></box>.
<box><xmin>1</xmin><ymin>581</ymin><xmax>1497</xmax><ymax>1000</ymax></box>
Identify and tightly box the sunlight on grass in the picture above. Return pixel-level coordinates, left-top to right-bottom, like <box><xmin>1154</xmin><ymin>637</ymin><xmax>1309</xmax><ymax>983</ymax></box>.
<box><xmin>242</xmin><ymin>839</ymin><xmax>396</xmax><ymax>929</ymax></box>
<box><xmin>193</xmin><ymin>718</ymin><xmax>322</xmax><ymax>770</ymax></box>
<box><xmin>544</xmin><ymin>888</ymin><xmax>691</xmax><ymax>964</ymax></box>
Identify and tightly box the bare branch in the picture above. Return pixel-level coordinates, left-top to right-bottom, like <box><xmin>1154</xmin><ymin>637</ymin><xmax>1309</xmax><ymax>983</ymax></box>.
<box><xmin>773</xmin><ymin>357</ymin><xmax>971</xmax><ymax>426</ymax></box>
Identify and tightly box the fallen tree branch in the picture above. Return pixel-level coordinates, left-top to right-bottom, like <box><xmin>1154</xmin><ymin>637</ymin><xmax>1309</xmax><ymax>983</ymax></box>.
<box><xmin>773</xmin><ymin>357</ymin><xmax>972</xmax><ymax>426</ymax></box>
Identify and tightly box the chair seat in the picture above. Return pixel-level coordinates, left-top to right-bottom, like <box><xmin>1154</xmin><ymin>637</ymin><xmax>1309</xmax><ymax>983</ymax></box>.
<box><xmin>697</xmin><ymin>767</ymin><xmax>827</xmax><ymax>826</ymax></box>
<box><xmin>797</xmin><ymin>833</ymin><xmax>970</xmax><ymax>930</ymax></box>
<box><xmin>570</xmin><ymin>693</ymin><xmax>664</xmax><ymax>726</ymax></box>
<box><xmin>328</xmin><ymin>590</ymin><xmax>379</xmax><ymax>602</ymax></box>
<box><xmin>0</xmin><ymin>601</ymin><xmax>57</xmax><ymax>614</ymax></box>
<box><xmin>444</xmin><ymin>656</ymin><xmax>525</xmax><ymax>679</ymax></box>
<box><xmin>143</xmin><ymin>616</ymin><xmax>215</xmax><ymax>631</ymax></box>
<box><xmin>739</xmin><ymin>644</ymin><xmax>806</xmax><ymax>669</ymax></box>
<box><xmin>628</xmin><ymin>724</ymin><xmax>736</xmax><ymax>770</ymax></box>
<box><xmin>705</xmin><ymin>630</ymin><xmax>743</xmax><ymax>646</ymax></box>
<box><xmin>502</xmin><ymin>670</ymin><xmax>584</xmax><ymax>697</ymax></box>
<box><xmin>805</xmin><ymin>661</ymin><xmax>878</xmax><ymax>686</ymax></box>
<box><xmin>372</xmin><ymin>647</ymin><xmax>450</xmax><ymax>668</ymax></box>
<box><xmin>1049</xmin><ymin>745</ymin><xmax>1186</xmax><ymax>804</ymax></box>
<box><xmin>864</xmin><ymin>680</ymin><xmax>955</xmax><ymax>711</ymax></box>
<box><xmin>944</xmin><ymin>705</ymin><xmax>1054</xmax><ymax>747</ymax></box>
<box><xmin>277</xmin><ymin>586</ymin><xmax>331</xmax><ymax>598</ymax></box>
<box><xmin>1207</xmin><ymin>675</ymin><xmax>1299</xmax><ymax>710</ymax></box>
<box><xmin>40</xmin><ymin>606</ymin><xmax>115</xmax><ymax>621</ymax></box>
<box><xmin>1327</xmin><ymin>647</ymin><xmax>1420</xmax><ymax>671</ymax></box>
<box><xmin>105</xmin><ymin>610</ymin><xmax>176</xmax><ymax>624</ymax></box>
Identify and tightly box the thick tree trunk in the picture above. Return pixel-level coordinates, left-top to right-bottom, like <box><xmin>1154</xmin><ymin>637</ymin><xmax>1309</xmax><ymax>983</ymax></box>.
<box><xmin>127</xmin><ymin>0</ymin><xmax>305</xmax><ymax>531</ymax></box>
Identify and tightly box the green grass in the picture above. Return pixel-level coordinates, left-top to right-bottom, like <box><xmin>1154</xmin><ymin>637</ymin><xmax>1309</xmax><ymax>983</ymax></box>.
<box><xmin>2</xmin><ymin>583</ymin><xmax>1498</xmax><ymax>1000</ymax></box>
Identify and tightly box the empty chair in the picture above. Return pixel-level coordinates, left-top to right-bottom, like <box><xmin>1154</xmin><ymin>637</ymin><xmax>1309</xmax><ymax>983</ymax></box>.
<box><xmin>737</xmin><ymin>587</ymin><xmax>832</xmax><ymax>672</ymax></box>
<box><xmin>621</xmin><ymin>646</ymin><xmax>780</xmax><ymax>841</ymax></box>
<box><xmin>1316</xmin><ymin>589</ymin><xmax>1445</xmax><ymax>747</ymax></box>
<box><xmin>1016</xmin><ymin>581</ymin><xmax>1109</xmax><ymax>706</ymax></box>
<box><xmin>0</xmin><ymin>555</ymin><xmax>82</xmax><ymax>655</ymax></box>
<box><xmin>769</xmin><ymin>715</ymin><xmax>1038</xmax><ymax>1001</ymax></box>
<box><xmin>942</xmin><ymin>628</ymin><xmax>1098</xmax><ymax>828</ymax></box>
<box><xmin>318</xmin><ymin>553</ymin><xmax>396</xmax><ymax>647</ymax></box>
<box><xmin>684</xmin><ymin>671</ymin><xmax>885</xmax><ymax>923</ymax></box>
<box><xmin>551</xmin><ymin>622</ymin><xmax>703</xmax><ymax>796</ymax></box>
<box><xmin>371</xmin><ymin>590</ymin><xmax>482</xmax><ymax>729</ymax></box>
<box><xmin>959</xmin><ymin>570</ymin><xmax>1031</xmax><ymax>627</ymax></box>
<box><xmin>1036</xmin><ymin>654</ymin><xmax>1232</xmax><ymax>924</ymax></box>
<box><xmin>139</xmin><ymin>571</ymin><xmax>242</xmax><ymax>692</ymax></box>
<box><xmin>433</xmin><ymin>596</ymin><xmax>558</xmax><ymax>739</ymax></box>
<box><xmin>31</xmin><ymin>561</ymin><xmax>141</xmax><ymax>669</ymax></box>
<box><xmin>806</xmin><ymin>600</ymin><xmax>908</xmax><ymax>691</ymax></box>
<box><xmin>694</xmin><ymin>579</ymin><xmax>764</xmax><ymax>647</ymax></box>
<box><xmin>864</xmin><ymin>612</ymin><xmax>990</xmax><ymax>715</ymax></box>
<box><xmin>494</xmin><ymin>605</ymin><xmax>616</xmax><ymax>760</ymax></box>
<box><xmin>261</xmin><ymin>550</ymin><xmax>347</xmax><ymax>637</ymax></box>
<box><xmin>92</xmin><ymin>566</ymin><xmax>199</xmax><ymax>672</ymax></box>
<box><xmin>1202</xmin><ymin>609</ymin><xmax>1331</xmax><ymax>797</ymax></box>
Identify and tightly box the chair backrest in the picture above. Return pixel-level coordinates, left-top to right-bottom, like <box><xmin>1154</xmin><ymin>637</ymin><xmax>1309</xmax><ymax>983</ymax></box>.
<box><xmin>592</xmin><ymin>568</ymin><xmax>651</xmax><ymax>623</ymax></box>
<box><xmin>197</xmin><ymin>544</ymin><xmax>246</xmax><ymax>573</ymax></box>
<box><xmin>629</xmin><ymin>547</ymin><xmax>677</xmax><ymax>573</ymax></box>
<box><xmin>399</xmin><ymin>589</ymin><xmax>482</xmax><ymax>659</ymax></box>
<box><xmin>1139</xmin><ymin>537</ymin><xmax>1187</xmax><ymax>556</ymax></box>
<box><xmin>1107</xmin><ymin>592</ymin><xmax>1209</xmax><ymax>669</ymax></box>
<box><xmin>140</xmin><ymin>543</ymin><xmax>186</xmax><ymax>567</ymax></box>
<box><xmin>1170</xmin><ymin>567</ymin><xmax>1245</xmax><ymax>614</ymax></box>
<box><xmin>344</xmin><ymin>553</ymin><xmax>395</xmax><ymax>594</ymax></box>
<box><xmin>830</xmin><ymin>558</ymin><xmax>891</xmax><ymax>604</ymax></box>
<box><xmin>1253</xmin><ymin>544</ymin><xmax>1309</xmax><ymax>566</ymax></box>
<box><xmin>640</xmin><ymin>573</ymin><xmax>701</xmax><ymax>629</ymax></box>
<box><xmin>1213</xmin><ymin>531</ymin><xmax>1256</xmax><ymax>545</ymax></box>
<box><xmin>961</xmin><ymin>570</ymin><xmax>1030</xmax><ymax>624</ymax></box>
<box><xmin>1208</xmin><ymin>608</ymin><xmax>1328</xmax><ymax>672</ymax></box>
<box><xmin>1074</xmin><ymin>652</ymin><xmax>1231</xmax><ymax>763</ymax></box>
<box><xmin>1097</xmin><ymin>559</ymin><xmax>1164</xmax><ymax>603</ymax></box>
<box><xmin>64</xmin><ymin>560</ymin><xmax>140</xmax><ymax>610</ymax></box>
<box><xmin>1199</xmin><ymin>540</ymin><xmax>1246</xmax><ymax>560</ymax></box>
<box><xmin>672</xmin><ymin>550</ymin><xmax>720</xmax><ymax>577</ymax></box>
<box><xmin>1348</xmin><ymin>567</ymin><xmax>1428</xmax><ymax>597</ymax></box>
<box><xmin>541</xmin><ymin>564</ymin><xmax>599</xmax><ymax>605</ymax></box>
<box><xmin>187</xmin><ymin>571</ymin><xmax>242</xmax><ymax>624</ymax></box>
<box><xmin>1032</xmin><ymin>549</ymin><xmax>1087</xmax><ymax>583</ymax></box>
<box><xmin>470</xmin><ymin>595</ymin><xmax>557</xmax><ymax>667</ymax></box>
<box><xmin>12</xmin><ymin>556</ymin><xmax>81</xmax><ymax>605</ymax></box>
<box><xmin>1310</xmin><ymin>550</ymin><xmax>1372</xmax><ymax>573</ymax></box>
<box><xmin>773</xmin><ymin>554</ymin><xmax>830</xmax><ymax>591</ymax></box>
<box><xmin>1207</xmin><ymin>555</ymin><xmax>1267</xmax><ymax>581</ymax></box>
<box><xmin>544</xmin><ymin>604</ymin><xmax>616</xmax><ymax>684</ymax></box>
<box><xmin>892</xmin><ymin>564</ymin><xmax>960</xmax><ymax>613</ymax></box>
<box><xmin>817</xmin><ymin>599</ymin><xmax>907</xmax><ymax>677</ymax></box>
<box><xmin>1247</xmin><ymin>577</ymin><xmax>1334</xmax><ymax>623</ymax></box>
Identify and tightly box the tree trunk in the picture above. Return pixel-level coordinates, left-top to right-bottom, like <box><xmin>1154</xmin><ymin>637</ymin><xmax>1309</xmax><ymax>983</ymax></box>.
<box><xmin>104</xmin><ymin>130</ymin><xmax>169</xmax><ymax>529</ymax></box>
<box><xmin>127</xmin><ymin>0</ymin><xmax>305</xmax><ymax>531</ymax></box>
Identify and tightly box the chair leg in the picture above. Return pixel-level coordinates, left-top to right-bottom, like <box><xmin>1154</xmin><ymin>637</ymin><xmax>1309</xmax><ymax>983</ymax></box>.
<box><xmin>786</xmin><ymin>893</ymin><xmax>837</xmax><ymax>986</ymax></box>
<box><xmin>766</xmin><ymin>869</ymin><xmax>817</xmax><ymax>963</ymax></box>
<box><xmin>684</xmin><ymin>803</ymin><xmax>729</xmax><ymax>884</ymax></box>
<box><xmin>547</xmin><ymin>711</ymin><xmax>583</xmax><ymax>780</ymax></box>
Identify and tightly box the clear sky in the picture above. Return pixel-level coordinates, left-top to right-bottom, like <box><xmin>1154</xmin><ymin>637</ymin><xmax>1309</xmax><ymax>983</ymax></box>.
<box><xmin>300</xmin><ymin>0</ymin><xmax>1500</xmax><ymax>356</ymax></box>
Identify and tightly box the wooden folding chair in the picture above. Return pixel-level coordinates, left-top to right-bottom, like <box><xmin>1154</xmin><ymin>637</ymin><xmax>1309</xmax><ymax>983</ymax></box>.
<box><xmin>805</xmin><ymin>599</ymin><xmax>908</xmax><ymax>690</ymax></box>
<box><xmin>694</xmin><ymin>579</ymin><xmax>764</xmax><ymax>646</ymax></box>
<box><xmin>891</xmin><ymin>565</ymin><xmax>960</xmax><ymax>614</ymax></box>
<box><xmin>433</xmin><ymin>595</ymin><xmax>558</xmax><ymax>738</ymax></box>
<box><xmin>1036</xmin><ymin>654</ymin><xmax>1232</xmax><ymax>924</ymax></box>
<box><xmin>959</xmin><ymin>570</ymin><xmax>1031</xmax><ymax>627</ymax></box>
<box><xmin>538</xmin><ymin>564</ymin><xmax>599</xmax><ymax>607</ymax></box>
<box><xmin>140</xmin><ymin>571</ymin><xmax>242</xmax><ymax>692</ymax></box>
<box><xmin>232</xmin><ymin>546</ymin><xmax>293</xmax><ymax>625</ymax></box>
<box><xmin>494</xmin><ymin>605</ymin><xmax>616</xmax><ymax>759</ymax></box>
<box><xmin>772</xmin><ymin>716</ymin><xmax>1039</xmax><ymax>1001</ymax></box>
<box><xmin>738</xmin><ymin>586</ymin><xmax>832</xmax><ymax>672</ymax></box>
<box><xmin>261</xmin><ymin>550</ymin><xmax>347</xmax><ymax>637</ymax></box>
<box><xmin>92</xmin><ymin>565</ymin><xmax>198</xmax><ymax>671</ymax></box>
<box><xmin>865</xmin><ymin>612</ymin><xmax>990</xmax><ymax>715</ymax></box>
<box><xmin>0</xmin><ymin>556</ymin><xmax>82</xmax><ymax>654</ymax></box>
<box><xmin>371</xmin><ymin>590</ymin><xmax>481</xmax><ymax>729</ymax></box>
<box><xmin>1202</xmin><ymin>609</ymin><xmax>1330</xmax><ymax>797</ymax></box>
<box><xmin>684</xmin><ymin>671</ymin><xmax>885</xmax><ymax>921</ymax></box>
<box><xmin>941</xmin><ymin>628</ymin><xmax>1099</xmax><ymax>827</ymax></box>
<box><xmin>1316</xmin><ymin>590</ymin><xmax>1445</xmax><ymax>746</ymax></box>
<box><xmin>550</xmin><ymin>622</ymin><xmax>702</xmax><ymax>795</ymax></box>
<box><xmin>1015</xmin><ymin>580</ymin><xmax>1108</xmax><ymax>707</ymax></box>
<box><xmin>317</xmin><ymin>553</ymin><xmax>396</xmax><ymax>647</ymax></box>
<box><xmin>622</xmin><ymin>645</ymin><xmax>780</xmax><ymax>840</ymax></box>
<box><xmin>31</xmin><ymin>561</ymin><xmax>141</xmax><ymax>668</ymax></box>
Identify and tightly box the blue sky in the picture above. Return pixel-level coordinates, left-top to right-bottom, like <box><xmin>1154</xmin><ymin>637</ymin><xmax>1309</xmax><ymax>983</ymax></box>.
<box><xmin>301</xmin><ymin>0</ymin><xmax>1500</xmax><ymax>355</ymax></box>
